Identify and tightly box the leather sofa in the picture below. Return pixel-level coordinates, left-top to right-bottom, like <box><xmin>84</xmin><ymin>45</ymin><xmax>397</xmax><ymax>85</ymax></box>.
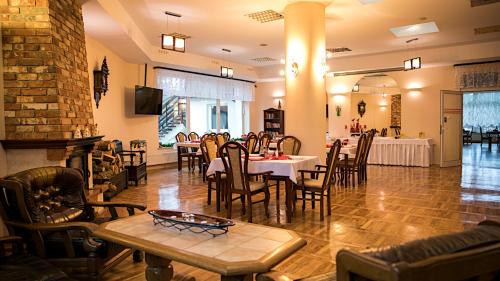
<box><xmin>258</xmin><ymin>220</ymin><xmax>500</xmax><ymax>281</ymax></box>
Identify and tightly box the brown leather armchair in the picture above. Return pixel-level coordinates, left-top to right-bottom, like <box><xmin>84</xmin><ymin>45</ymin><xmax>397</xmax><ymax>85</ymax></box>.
<box><xmin>0</xmin><ymin>166</ymin><xmax>147</xmax><ymax>281</ymax></box>
<box><xmin>257</xmin><ymin>220</ymin><xmax>500</xmax><ymax>281</ymax></box>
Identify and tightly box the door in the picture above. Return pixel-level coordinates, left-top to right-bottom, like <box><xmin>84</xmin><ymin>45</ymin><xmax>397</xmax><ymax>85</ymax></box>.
<box><xmin>440</xmin><ymin>90</ymin><xmax>463</xmax><ymax>167</ymax></box>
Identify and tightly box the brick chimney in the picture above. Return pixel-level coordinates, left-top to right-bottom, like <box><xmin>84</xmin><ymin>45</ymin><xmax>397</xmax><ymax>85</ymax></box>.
<box><xmin>2</xmin><ymin>0</ymin><xmax>94</xmax><ymax>140</ymax></box>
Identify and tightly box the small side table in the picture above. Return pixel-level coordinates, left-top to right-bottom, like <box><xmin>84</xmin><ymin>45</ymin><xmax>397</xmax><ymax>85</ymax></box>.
<box><xmin>125</xmin><ymin>162</ymin><xmax>147</xmax><ymax>186</ymax></box>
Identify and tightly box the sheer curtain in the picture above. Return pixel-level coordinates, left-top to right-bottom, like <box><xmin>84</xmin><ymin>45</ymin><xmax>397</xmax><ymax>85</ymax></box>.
<box><xmin>455</xmin><ymin>62</ymin><xmax>499</xmax><ymax>89</ymax></box>
<box><xmin>463</xmin><ymin>92</ymin><xmax>500</xmax><ymax>129</ymax></box>
<box><xmin>155</xmin><ymin>68</ymin><xmax>255</xmax><ymax>101</ymax></box>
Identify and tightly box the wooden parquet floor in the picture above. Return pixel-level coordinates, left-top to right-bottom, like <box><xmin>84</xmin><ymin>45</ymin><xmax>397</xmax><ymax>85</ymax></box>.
<box><xmin>102</xmin><ymin>144</ymin><xmax>500</xmax><ymax>281</ymax></box>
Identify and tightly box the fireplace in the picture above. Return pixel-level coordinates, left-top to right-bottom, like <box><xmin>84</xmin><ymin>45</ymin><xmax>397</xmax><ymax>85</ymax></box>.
<box><xmin>1</xmin><ymin>136</ymin><xmax>103</xmax><ymax>189</ymax></box>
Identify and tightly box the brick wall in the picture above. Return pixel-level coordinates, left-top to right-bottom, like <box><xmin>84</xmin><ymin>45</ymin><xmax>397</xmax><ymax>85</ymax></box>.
<box><xmin>1</xmin><ymin>0</ymin><xmax>93</xmax><ymax>139</ymax></box>
<box><xmin>391</xmin><ymin>94</ymin><xmax>401</xmax><ymax>127</ymax></box>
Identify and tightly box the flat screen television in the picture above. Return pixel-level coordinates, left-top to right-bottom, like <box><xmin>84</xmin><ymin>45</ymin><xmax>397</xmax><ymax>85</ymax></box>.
<box><xmin>135</xmin><ymin>86</ymin><xmax>163</xmax><ymax>115</ymax></box>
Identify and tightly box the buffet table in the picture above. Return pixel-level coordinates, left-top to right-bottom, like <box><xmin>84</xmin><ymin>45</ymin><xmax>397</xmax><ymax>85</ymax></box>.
<box><xmin>348</xmin><ymin>137</ymin><xmax>433</xmax><ymax>167</ymax></box>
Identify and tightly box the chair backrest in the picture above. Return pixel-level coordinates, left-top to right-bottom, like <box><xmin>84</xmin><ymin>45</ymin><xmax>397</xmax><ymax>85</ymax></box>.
<box><xmin>245</xmin><ymin>134</ymin><xmax>258</xmax><ymax>153</ymax></box>
<box><xmin>175</xmin><ymin>132</ymin><xmax>187</xmax><ymax>143</ymax></box>
<box><xmin>215</xmin><ymin>133</ymin><xmax>226</xmax><ymax>149</ymax></box>
<box><xmin>322</xmin><ymin>140</ymin><xmax>341</xmax><ymax>190</ymax></box>
<box><xmin>0</xmin><ymin>167</ymin><xmax>86</xmax><ymax>225</ymax></box>
<box><xmin>223</xmin><ymin>132</ymin><xmax>231</xmax><ymax>141</ymax></box>
<box><xmin>219</xmin><ymin>142</ymin><xmax>250</xmax><ymax>193</ymax></box>
<box><xmin>188</xmin><ymin>132</ymin><xmax>199</xmax><ymax>141</ymax></box>
<box><xmin>200</xmin><ymin>136</ymin><xmax>218</xmax><ymax>163</ymax></box>
<box><xmin>257</xmin><ymin>131</ymin><xmax>265</xmax><ymax>139</ymax></box>
<box><xmin>259</xmin><ymin>133</ymin><xmax>272</xmax><ymax>150</ymax></box>
<box><xmin>353</xmin><ymin>134</ymin><xmax>367</xmax><ymax>166</ymax></box>
<box><xmin>277</xmin><ymin>136</ymin><xmax>301</xmax><ymax>155</ymax></box>
<box><xmin>361</xmin><ymin>130</ymin><xmax>375</xmax><ymax>164</ymax></box>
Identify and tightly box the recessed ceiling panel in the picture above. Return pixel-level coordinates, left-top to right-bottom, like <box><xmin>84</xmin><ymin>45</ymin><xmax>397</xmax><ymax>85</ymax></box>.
<box><xmin>390</xmin><ymin>22</ymin><xmax>439</xmax><ymax>37</ymax></box>
<box><xmin>358</xmin><ymin>0</ymin><xmax>383</xmax><ymax>5</ymax></box>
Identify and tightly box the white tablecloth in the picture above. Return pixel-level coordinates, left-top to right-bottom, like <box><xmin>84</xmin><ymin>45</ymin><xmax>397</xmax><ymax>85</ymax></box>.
<box><xmin>176</xmin><ymin>142</ymin><xmax>200</xmax><ymax>148</ymax></box>
<box><xmin>206</xmin><ymin>156</ymin><xmax>320</xmax><ymax>184</ymax></box>
<box><xmin>346</xmin><ymin>137</ymin><xmax>432</xmax><ymax>167</ymax></box>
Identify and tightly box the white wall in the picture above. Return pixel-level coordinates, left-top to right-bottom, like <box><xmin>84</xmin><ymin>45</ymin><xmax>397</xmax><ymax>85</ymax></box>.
<box><xmin>251</xmin><ymin>80</ymin><xmax>285</xmax><ymax>133</ymax></box>
<box><xmin>86</xmin><ymin>35</ymin><xmax>177</xmax><ymax>165</ymax></box>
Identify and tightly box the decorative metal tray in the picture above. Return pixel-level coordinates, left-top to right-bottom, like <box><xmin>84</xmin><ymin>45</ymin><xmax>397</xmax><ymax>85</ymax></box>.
<box><xmin>148</xmin><ymin>210</ymin><xmax>235</xmax><ymax>237</ymax></box>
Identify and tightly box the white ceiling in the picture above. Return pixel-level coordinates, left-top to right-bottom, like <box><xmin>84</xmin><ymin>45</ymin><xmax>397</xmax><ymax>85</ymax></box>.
<box><xmin>83</xmin><ymin>0</ymin><xmax>500</xmax><ymax>67</ymax></box>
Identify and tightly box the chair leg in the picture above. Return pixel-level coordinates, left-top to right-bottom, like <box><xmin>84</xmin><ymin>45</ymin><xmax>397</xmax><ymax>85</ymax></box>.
<box><xmin>207</xmin><ymin>181</ymin><xmax>212</xmax><ymax>205</ymax></box>
<box><xmin>312</xmin><ymin>192</ymin><xmax>316</xmax><ymax>209</ymax></box>
<box><xmin>320</xmin><ymin>194</ymin><xmax>324</xmax><ymax>221</ymax></box>
<box><xmin>302</xmin><ymin>189</ymin><xmax>306</xmax><ymax>212</ymax></box>
<box><xmin>240</xmin><ymin>195</ymin><xmax>246</xmax><ymax>215</ymax></box>
<box><xmin>133</xmin><ymin>250</ymin><xmax>143</xmax><ymax>263</ymax></box>
<box><xmin>327</xmin><ymin>186</ymin><xmax>331</xmax><ymax>216</ymax></box>
<box><xmin>227</xmin><ymin>191</ymin><xmax>232</xmax><ymax>219</ymax></box>
<box><xmin>247</xmin><ymin>195</ymin><xmax>253</xmax><ymax>223</ymax></box>
<box><xmin>264</xmin><ymin>188</ymin><xmax>270</xmax><ymax>218</ymax></box>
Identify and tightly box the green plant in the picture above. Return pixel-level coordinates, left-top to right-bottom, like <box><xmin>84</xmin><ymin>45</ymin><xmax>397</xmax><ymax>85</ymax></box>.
<box><xmin>159</xmin><ymin>142</ymin><xmax>175</xmax><ymax>148</ymax></box>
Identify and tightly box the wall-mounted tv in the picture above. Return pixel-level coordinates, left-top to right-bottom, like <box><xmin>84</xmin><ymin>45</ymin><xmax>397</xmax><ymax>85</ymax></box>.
<box><xmin>135</xmin><ymin>86</ymin><xmax>163</xmax><ymax>115</ymax></box>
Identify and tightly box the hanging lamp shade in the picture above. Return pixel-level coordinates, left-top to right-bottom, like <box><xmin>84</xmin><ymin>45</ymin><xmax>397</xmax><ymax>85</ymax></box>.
<box><xmin>162</xmin><ymin>34</ymin><xmax>174</xmax><ymax>50</ymax></box>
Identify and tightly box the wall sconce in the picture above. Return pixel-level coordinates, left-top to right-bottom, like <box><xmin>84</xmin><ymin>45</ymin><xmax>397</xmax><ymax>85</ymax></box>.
<box><xmin>404</xmin><ymin>57</ymin><xmax>421</xmax><ymax>71</ymax></box>
<box><xmin>290</xmin><ymin>62</ymin><xmax>299</xmax><ymax>77</ymax></box>
<box><xmin>352</xmin><ymin>84</ymin><xmax>360</xmax><ymax>92</ymax></box>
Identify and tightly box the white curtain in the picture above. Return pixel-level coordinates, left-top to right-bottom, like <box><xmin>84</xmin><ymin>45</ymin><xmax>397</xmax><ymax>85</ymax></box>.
<box><xmin>155</xmin><ymin>69</ymin><xmax>255</xmax><ymax>101</ymax></box>
<box><xmin>455</xmin><ymin>62</ymin><xmax>500</xmax><ymax>89</ymax></box>
<box><xmin>463</xmin><ymin>92</ymin><xmax>500</xmax><ymax>129</ymax></box>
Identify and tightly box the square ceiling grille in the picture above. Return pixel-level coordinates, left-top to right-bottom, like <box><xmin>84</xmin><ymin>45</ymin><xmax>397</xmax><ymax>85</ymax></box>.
<box><xmin>251</xmin><ymin>57</ymin><xmax>276</xmax><ymax>63</ymax></box>
<box><xmin>326</xmin><ymin>47</ymin><xmax>352</xmax><ymax>53</ymax></box>
<box><xmin>166</xmin><ymin>32</ymin><xmax>191</xmax><ymax>39</ymax></box>
<box><xmin>246</xmin><ymin>10</ymin><xmax>283</xmax><ymax>23</ymax></box>
<box><xmin>470</xmin><ymin>0</ymin><xmax>500</xmax><ymax>7</ymax></box>
<box><xmin>474</xmin><ymin>25</ymin><xmax>500</xmax><ymax>35</ymax></box>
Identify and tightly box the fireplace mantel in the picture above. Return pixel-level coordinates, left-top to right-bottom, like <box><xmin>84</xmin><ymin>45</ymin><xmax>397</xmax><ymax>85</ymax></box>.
<box><xmin>0</xmin><ymin>136</ymin><xmax>104</xmax><ymax>150</ymax></box>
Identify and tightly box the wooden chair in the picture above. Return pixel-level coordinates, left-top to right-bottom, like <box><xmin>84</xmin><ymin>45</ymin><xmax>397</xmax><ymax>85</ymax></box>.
<box><xmin>480</xmin><ymin>126</ymin><xmax>489</xmax><ymax>147</ymax></box>
<box><xmin>188</xmin><ymin>132</ymin><xmax>199</xmax><ymax>141</ymax></box>
<box><xmin>277</xmin><ymin>136</ymin><xmax>301</xmax><ymax>155</ymax></box>
<box><xmin>463</xmin><ymin>127</ymin><xmax>473</xmax><ymax>145</ymax></box>
<box><xmin>258</xmin><ymin>133</ymin><xmax>272</xmax><ymax>152</ymax></box>
<box><xmin>359</xmin><ymin>130</ymin><xmax>375</xmax><ymax>182</ymax></box>
<box><xmin>215</xmin><ymin>133</ymin><xmax>227</xmax><ymax>150</ymax></box>
<box><xmin>187</xmin><ymin>132</ymin><xmax>203</xmax><ymax>172</ymax></box>
<box><xmin>176</xmin><ymin>132</ymin><xmax>193</xmax><ymax>171</ymax></box>
<box><xmin>257</xmin><ymin>131</ymin><xmax>265</xmax><ymax>139</ymax></box>
<box><xmin>340</xmin><ymin>134</ymin><xmax>367</xmax><ymax>187</ymax></box>
<box><xmin>245</xmin><ymin>134</ymin><xmax>258</xmax><ymax>154</ymax></box>
<box><xmin>219</xmin><ymin>142</ymin><xmax>272</xmax><ymax>223</ymax></box>
<box><xmin>295</xmin><ymin>140</ymin><xmax>341</xmax><ymax>220</ymax></box>
<box><xmin>223</xmin><ymin>132</ymin><xmax>231</xmax><ymax>141</ymax></box>
<box><xmin>380</xmin><ymin>128</ymin><xmax>388</xmax><ymax>137</ymax></box>
<box><xmin>200</xmin><ymin>136</ymin><xmax>226</xmax><ymax>210</ymax></box>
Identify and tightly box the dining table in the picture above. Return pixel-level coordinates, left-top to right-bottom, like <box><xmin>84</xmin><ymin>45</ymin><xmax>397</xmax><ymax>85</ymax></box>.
<box><xmin>206</xmin><ymin>155</ymin><xmax>320</xmax><ymax>223</ymax></box>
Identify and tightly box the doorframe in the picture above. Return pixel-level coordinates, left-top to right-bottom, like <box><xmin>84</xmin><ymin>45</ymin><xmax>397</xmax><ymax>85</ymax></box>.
<box><xmin>440</xmin><ymin>90</ymin><xmax>463</xmax><ymax>167</ymax></box>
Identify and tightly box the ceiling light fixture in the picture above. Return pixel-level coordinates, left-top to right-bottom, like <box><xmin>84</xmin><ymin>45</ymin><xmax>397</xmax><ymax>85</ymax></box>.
<box><xmin>352</xmin><ymin>84</ymin><xmax>360</xmax><ymax>92</ymax></box>
<box><xmin>390</xmin><ymin>22</ymin><xmax>439</xmax><ymax>38</ymax></box>
<box><xmin>220</xmin><ymin>48</ymin><xmax>233</xmax><ymax>78</ymax></box>
<box><xmin>403</xmin><ymin>38</ymin><xmax>422</xmax><ymax>71</ymax></box>
<box><xmin>162</xmin><ymin>11</ymin><xmax>186</xmax><ymax>52</ymax></box>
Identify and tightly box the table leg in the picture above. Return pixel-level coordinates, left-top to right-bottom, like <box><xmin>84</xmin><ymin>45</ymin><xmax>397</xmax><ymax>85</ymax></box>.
<box><xmin>285</xmin><ymin>178</ymin><xmax>292</xmax><ymax>223</ymax></box>
<box><xmin>177</xmin><ymin>146</ymin><xmax>182</xmax><ymax>171</ymax></box>
<box><xmin>145</xmin><ymin>253</ymin><xmax>173</xmax><ymax>281</ymax></box>
<box><xmin>344</xmin><ymin>154</ymin><xmax>348</xmax><ymax>188</ymax></box>
<box><xmin>221</xmin><ymin>274</ymin><xmax>253</xmax><ymax>281</ymax></box>
<box><xmin>489</xmin><ymin>136</ymin><xmax>492</xmax><ymax>150</ymax></box>
<box><xmin>276</xmin><ymin>180</ymin><xmax>280</xmax><ymax>222</ymax></box>
<box><xmin>216</xmin><ymin>172</ymin><xmax>221</xmax><ymax>212</ymax></box>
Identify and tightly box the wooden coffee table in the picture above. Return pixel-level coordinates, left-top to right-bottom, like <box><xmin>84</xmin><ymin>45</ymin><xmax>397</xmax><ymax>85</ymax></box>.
<box><xmin>93</xmin><ymin>213</ymin><xmax>306</xmax><ymax>281</ymax></box>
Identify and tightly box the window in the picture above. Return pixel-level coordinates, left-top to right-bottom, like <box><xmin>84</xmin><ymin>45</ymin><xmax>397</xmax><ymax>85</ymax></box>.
<box><xmin>156</xmin><ymin>69</ymin><xmax>254</xmax><ymax>146</ymax></box>
<box><xmin>463</xmin><ymin>91</ymin><xmax>500</xmax><ymax>130</ymax></box>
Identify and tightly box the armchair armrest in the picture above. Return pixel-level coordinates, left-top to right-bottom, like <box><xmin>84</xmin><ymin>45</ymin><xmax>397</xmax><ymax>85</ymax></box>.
<box><xmin>336</xmin><ymin>249</ymin><xmax>396</xmax><ymax>281</ymax></box>
<box><xmin>315</xmin><ymin>164</ymin><xmax>327</xmax><ymax>169</ymax></box>
<box><xmin>5</xmin><ymin>221</ymin><xmax>100</xmax><ymax>258</ymax></box>
<box><xmin>86</xmin><ymin>201</ymin><xmax>146</xmax><ymax>219</ymax></box>
<box><xmin>0</xmin><ymin>236</ymin><xmax>24</xmax><ymax>257</ymax></box>
<box><xmin>299</xmin><ymin>169</ymin><xmax>326</xmax><ymax>174</ymax></box>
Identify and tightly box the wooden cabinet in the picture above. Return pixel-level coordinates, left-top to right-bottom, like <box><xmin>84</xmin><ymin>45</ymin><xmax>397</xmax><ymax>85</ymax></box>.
<box><xmin>263</xmin><ymin>108</ymin><xmax>284</xmax><ymax>136</ymax></box>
